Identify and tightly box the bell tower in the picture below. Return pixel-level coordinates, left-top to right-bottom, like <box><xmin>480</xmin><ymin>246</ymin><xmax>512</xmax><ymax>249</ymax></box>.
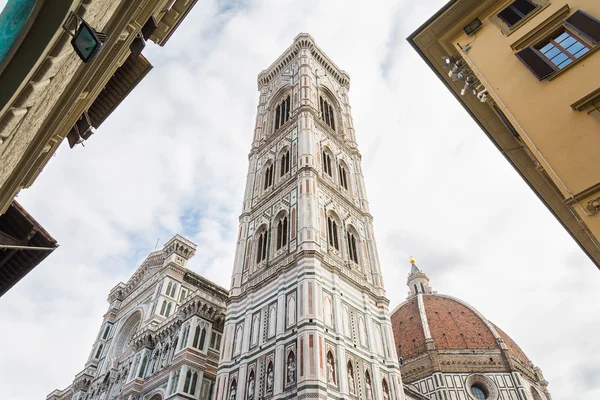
<box><xmin>215</xmin><ymin>34</ymin><xmax>404</xmax><ymax>400</ymax></box>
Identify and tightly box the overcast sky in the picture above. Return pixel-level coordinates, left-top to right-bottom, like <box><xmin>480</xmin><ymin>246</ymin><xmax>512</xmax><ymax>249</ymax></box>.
<box><xmin>1</xmin><ymin>1</ymin><xmax>599</xmax><ymax>399</ymax></box>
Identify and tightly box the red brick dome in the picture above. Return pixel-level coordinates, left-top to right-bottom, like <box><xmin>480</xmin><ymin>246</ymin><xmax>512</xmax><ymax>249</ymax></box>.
<box><xmin>391</xmin><ymin>294</ymin><xmax>531</xmax><ymax>367</ymax></box>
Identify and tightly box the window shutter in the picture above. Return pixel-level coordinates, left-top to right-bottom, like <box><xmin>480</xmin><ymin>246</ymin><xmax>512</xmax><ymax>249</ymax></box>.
<box><xmin>515</xmin><ymin>46</ymin><xmax>557</xmax><ymax>80</ymax></box>
<box><xmin>565</xmin><ymin>10</ymin><xmax>600</xmax><ymax>44</ymax></box>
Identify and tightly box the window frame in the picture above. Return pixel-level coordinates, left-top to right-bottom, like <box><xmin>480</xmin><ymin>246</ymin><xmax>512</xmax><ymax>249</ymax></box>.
<box><xmin>490</xmin><ymin>0</ymin><xmax>549</xmax><ymax>36</ymax></box>
<box><xmin>535</xmin><ymin>27</ymin><xmax>591</xmax><ymax>69</ymax></box>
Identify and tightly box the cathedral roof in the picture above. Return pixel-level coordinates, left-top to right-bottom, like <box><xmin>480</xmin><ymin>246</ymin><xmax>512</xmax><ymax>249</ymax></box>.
<box><xmin>390</xmin><ymin>259</ymin><xmax>541</xmax><ymax>384</ymax></box>
<box><xmin>391</xmin><ymin>294</ymin><xmax>530</xmax><ymax>365</ymax></box>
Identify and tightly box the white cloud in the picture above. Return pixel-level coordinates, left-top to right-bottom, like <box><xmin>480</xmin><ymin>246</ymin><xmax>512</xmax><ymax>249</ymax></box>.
<box><xmin>1</xmin><ymin>0</ymin><xmax>599</xmax><ymax>399</ymax></box>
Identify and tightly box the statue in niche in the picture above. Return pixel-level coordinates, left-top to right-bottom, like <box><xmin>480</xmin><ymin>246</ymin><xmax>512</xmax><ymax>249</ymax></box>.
<box><xmin>327</xmin><ymin>352</ymin><xmax>336</xmax><ymax>385</ymax></box>
<box><xmin>230</xmin><ymin>380</ymin><xmax>237</xmax><ymax>400</ymax></box>
<box><xmin>287</xmin><ymin>352</ymin><xmax>296</xmax><ymax>384</ymax></box>
<box><xmin>247</xmin><ymin>376</ymin><xmax>255</xmax><ymax>400</ymax></box>
<box><xmin>365</xmin><ymin>373</ymin><xmax>373</xmax><ymax>400</ymax></box>
<box><xmin>347</xmin><ymin>363</ymin><xmax>355</xmax><ymax>394</ymax></box>
<box><xmin>266</xmin><ymin>362</ymin><xmax>274</xmax><ymax>392</ymax></box>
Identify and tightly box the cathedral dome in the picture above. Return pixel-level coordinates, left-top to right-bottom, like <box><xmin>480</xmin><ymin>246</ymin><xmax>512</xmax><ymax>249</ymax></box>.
<box><xmin>391</xmin><ymin>294</ymin><xmax>531</xmax><ymax>368</ymax></box>
<box><xmin>391</xmin><ymin>259</ymin><xmax>550</xmax><ymax>399</ymax></box>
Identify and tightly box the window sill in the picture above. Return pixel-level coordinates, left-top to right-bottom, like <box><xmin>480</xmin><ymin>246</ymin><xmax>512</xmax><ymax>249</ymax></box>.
<box><xmin>547</xmin><ymin>44</ymin><xmax>600</xmax><ymax>81</ymax></box>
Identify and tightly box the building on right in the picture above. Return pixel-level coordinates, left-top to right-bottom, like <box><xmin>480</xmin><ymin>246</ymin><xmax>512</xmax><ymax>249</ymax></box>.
<box><xmin>408</xmin><ymin>0</ymin><xmax>600</xmax><ymax>270</ymax></box>
<box><xmin>391</xmin><ymin>259</ymin><xmax>551</xmax><ymax>400</ymax></box>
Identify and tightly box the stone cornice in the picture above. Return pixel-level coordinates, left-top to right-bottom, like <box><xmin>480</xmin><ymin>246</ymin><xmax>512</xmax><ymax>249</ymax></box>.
<box><xmin>257</xmin><ymin>33</ymin><xmax>350</xmax><ymax>90</ymax></box>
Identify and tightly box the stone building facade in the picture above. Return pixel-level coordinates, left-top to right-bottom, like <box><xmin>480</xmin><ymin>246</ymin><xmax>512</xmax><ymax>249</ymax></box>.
<box><xmin>391</xmin><ymin>260</ymin><xmax>551</xmax><ymax>400</ymax></box>
<box><xmin>214</xmin><ymin>34</ymin><xmax>404</xmax><ymax>400</ymax></box>
<box><xmin>47</xmin><ymin>235</ymin><xmax>228</xmax><ymax>400</ymax></box>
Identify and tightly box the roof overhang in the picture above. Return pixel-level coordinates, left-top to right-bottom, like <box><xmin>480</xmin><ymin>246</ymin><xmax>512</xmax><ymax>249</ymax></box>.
<box><xmin>407</xmin><ymin>0</ymin><xmax>600</xmax><ymax>270</ymax></box>
<box><xmin>0</xmin><ymin>200</ymin><xmax>58</xmax><ymax>296</ymax></box>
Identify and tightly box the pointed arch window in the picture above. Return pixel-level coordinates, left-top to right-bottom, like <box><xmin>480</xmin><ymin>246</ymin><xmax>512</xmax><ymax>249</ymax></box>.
<box><xmin>322</xmin><ymin>151</ymin><xmax>333</xmax><ymax>177</ymax></box>
<box><xmin>183</xmin><ymin>370</ymin><xmax>192</xmax><ymax>393</ymax></box>
<box><xmin>280</xmin><ymin>150</ymin><xmax>290</xmax><ymax>176</ymax></box>
<box><xmin>346</xmin><ymin>231</ymin><xmax>358</xmax><ymax>263</ymax></box>
<box><xmin>275</xmin><ymin>95</ymin><xmax>291</xmax><ymax>130</ymax></box>
<box><xmin>102</xmin><ymin>325</ymin><xmax>110</xmax><ymax>339</ymax></box>
<box><xmin>338</xmin><ymin>164</ymin><xmax>348</xmax><ymax>189</ymax></box>
<box><xmin>94</xmin><ymin>344</ymin><xmax>103</xmax><ymax>359</ymax></box>
<box><xmin>320</xmin><ymin>96</ymin><xmax>335</xmax><ymax>131</ymax></box>
<box><xmin>263</xmin><ymin>163</ymin><xmax>275</xmax><ymax>190</ymax></box>
<box><xmin>256</xmin><ymin>230</ymin><xmax>268</xmax><ymax>264</ymax></box>
<box><xmin>327</xmin><ymin>217</ymin><xmax>339</xmax><ymax>250</ymax></box>
<box><xmin>276</xmin><ymin>216</ymin><xmax>288</xmax><ymax>250</ymax></box>
<box><xmin>190</xmin><ymin>371</ymin><xmax>199</xmax><ymax>395</ymax></box>
<box><xmin>192</xmin><ymin>326</ymin><xmax>201</xmax><ymax>348</ymax></box>
<box><xmin>165</xmin><ymin>302</ymin><xmax>172</xmax><ymax>317</ymax></box>
<box><xmin>160</xmin><ymin>300</ymin><xmax>167</xmax><ymax>316</ymax></box>
<box><xmin>199</xmin><ymin>328</ymin><xmax>207</xmax><ymax>350</ymax></box>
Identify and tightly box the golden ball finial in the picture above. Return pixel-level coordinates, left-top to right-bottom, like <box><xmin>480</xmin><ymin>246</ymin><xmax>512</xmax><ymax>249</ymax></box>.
<box><xmin>409</xmin><ymin>256</ymin><xmax>416</xmax><ymax>264</ymax></box>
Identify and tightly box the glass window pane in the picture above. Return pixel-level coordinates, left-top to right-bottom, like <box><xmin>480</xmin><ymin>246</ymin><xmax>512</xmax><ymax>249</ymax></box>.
<box><xmin>557</xmin><ymin>58</ymin><xmax>573</xmax><ymax>69</ymax></box>
<box><xmin>554</xmin><ymin>31</ymin><xmax>570</xmax><ymax>44</ymax></box>
<box><xmin>544</xmin><ymin>46</ymin><xmax>561</xmax><ymax>59</ymax></box>
<box><xmin>565</xmin><ymin>41</ymin><xmax>584</xmax><ymax>55</ymax></box>
<box><xmin>550</xmin><ymin>52</ymin><xmax>569</xmax><ymax>66</ymax></box>
<box><xmin>573</xmin><ymin>46</ymin><xmax>589</xmax><ymax>58</ymax></box>
<box><xmin>540</xmin><ymin>43</ymin><xmax>555</xmax><ymax>54</ymax></box>
<box><xmin>559</xmin><ymin>36</ymin><xmax>576</xmax><ymax>48</ymax></box>
<box><xmin>498</xmin><ymin>7</ymin><xmax>522</xmax><ymax>26</ymax></box>
<box><xmin>513</xmin><ymin>0</ymin><xmax>536</xmax><ymax>15</ymax></box>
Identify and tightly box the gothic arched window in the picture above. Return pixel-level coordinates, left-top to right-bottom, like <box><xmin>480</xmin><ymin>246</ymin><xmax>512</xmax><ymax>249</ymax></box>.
<box><xmin>256</xmin><ymin>230</ymin><xmax>268</xmax><ymax>264</ymax></box>
<box><xmin>183</xmin><ymin>370</ymin><xmax>192</xmax><ymax>393</ymax></box>
<box><xmin>160</xmin><ymin>300</ymin><xmax>167</xmax><ymax>316</ymax></box>
<box><xmin>94</xmin><ymin>344</ymin><xmax>103</xmax><ymax>359</ymax></box>
<box><xmin>199</xmin><ymin>328</ymin><xmax>206</xmax><ymax>350</ymax></box>
<box><xmin>192</xmin><ymin>326</ymin><xmax>200</xmax><ymax>348</ymax></box>
<box><xmin>327</xmin><ymin>217</ymin><xmax>339</xmax><ymax>250</ymax></box>
<box><xmin>274</xmin><ymin>95</ymin><xmax>291</xmax><ymax>131</ymax></box>
<box><xmin>276</xmin><ymin>216</ymin><xmax>288</xmax><ymax>250</ymax></box>
<box><xmin>322</xmin><ymin>150</ymin><xmax>333</xmax><ymax>177</ymax></box>
<box><xmin>319</xmin><ymin>96</ymin><xmax>335</xmax><ymax>131</ymax></box>
<box><xmin>338</xmin><ymin>163</ymin><xmax>348</xmax><ymax>189</ymax></box>
<box><xmin>165</xmin><ymin>302</ymin><xmax>172</xmax><ymax>317</ymax></box>
<box><xmin>280</xmin><ymin>150</ymin><xmax>290</xmax><ymax>177</ymax></box>
<box><xmin>346</xmin><ymin>231</ymin><xmax>358</xmax><ymax>264</ymax></box>
<box><xmin>190</xmin><ymin>371</ymin><xmax>199</xmax><ymax>395</ymax></box>
<box><xmin>263</xmin><ymin>162</ymin><xmax>275</xmax><ymax>190</ymax></box>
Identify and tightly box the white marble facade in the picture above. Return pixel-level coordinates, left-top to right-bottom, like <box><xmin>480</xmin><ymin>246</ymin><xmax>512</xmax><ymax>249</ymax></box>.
<box><xmin>47</xmin><ymin>235</ymin><xmax>228</xmax><ymax>400</ymax></box>
<box><xmin>214</xmin><ymin>34</ymin><xmax>404</xmax><ymax>400</ymax></box>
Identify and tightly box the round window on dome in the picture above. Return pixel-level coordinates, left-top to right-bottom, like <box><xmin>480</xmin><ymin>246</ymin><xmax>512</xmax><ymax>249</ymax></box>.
<box><xmin>471</xmin><ymin>384</ymin><xmax>488</xmax><ymax>400</ymax></box>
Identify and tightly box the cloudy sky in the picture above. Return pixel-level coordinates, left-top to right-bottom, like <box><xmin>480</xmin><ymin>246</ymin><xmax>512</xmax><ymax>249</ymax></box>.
<box><xmin>1</xmin><ymin>0</ymin><xmax>599</xmax><ymax>399</ymax></box>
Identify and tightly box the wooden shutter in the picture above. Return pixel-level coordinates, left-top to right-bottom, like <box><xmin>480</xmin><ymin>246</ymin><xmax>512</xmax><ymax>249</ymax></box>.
<box><xmin>565</xmin><ymin>10</ymin><xmax>600</xmax><ymax>44</ymax></box>
<box><xmin>515</xmin><ymin>47</ymin><xmax>557</xmax><ymax>80</ymax></box>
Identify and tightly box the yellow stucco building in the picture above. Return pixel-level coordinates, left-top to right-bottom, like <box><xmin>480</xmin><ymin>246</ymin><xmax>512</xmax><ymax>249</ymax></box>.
<box><xmin>409</xmin><ymin>0</ymin><xmax>600</xmax><ymax>270</ymax></box>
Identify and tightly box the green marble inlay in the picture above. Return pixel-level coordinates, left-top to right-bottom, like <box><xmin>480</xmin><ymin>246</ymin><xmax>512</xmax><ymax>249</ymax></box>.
<box><xmin>0</xmin><ymin>0</ymin><xmax>38</xmax><ymax>64</ymax></box>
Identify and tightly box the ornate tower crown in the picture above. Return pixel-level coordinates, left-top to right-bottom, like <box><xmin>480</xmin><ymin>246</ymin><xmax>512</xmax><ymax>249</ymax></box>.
<box><xmin>162</xmin><ymin>234</ymin><xmax>197</xmax><ymax>268</ymax></box>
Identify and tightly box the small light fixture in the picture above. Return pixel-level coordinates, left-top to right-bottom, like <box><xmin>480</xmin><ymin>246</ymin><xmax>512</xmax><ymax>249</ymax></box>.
<box><xmin>63</xmin><ymin>12</ymin><xmax>107</xmax><ymax>63</ymax></box>
<box><xmin>464</xmin><ymin>17</ymin><xmax>483</xmax><ymax>36</ymax></box>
